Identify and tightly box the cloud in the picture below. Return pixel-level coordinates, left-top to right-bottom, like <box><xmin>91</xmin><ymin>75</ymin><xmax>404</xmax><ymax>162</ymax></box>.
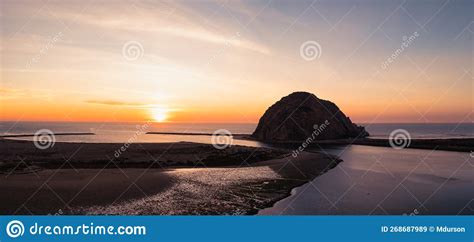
<box><xmin>85</xmin><ymin>100</ymin><xmax>146</xmax><ymax>107</ymax></box>
<box><xmin>0</xmin><ymin>87</ymin><xmax>54</xmax><ymax>100</ymax></box>
<box><xmin>6</xmin><ymin>1</ymin><xmax>271</xmax><ymax>55</ymax></box>
<box><xmin>0</xmin><ymin>87</ymin><xmax>29</xmax><ymax>99</ymax></box>
<box><xmin>158</xmin><ymin>27</ymin><xmax>270</xmax><ymax>55</ymax></box>
<box><xmin>0</xmin><ymin>88</ymin><xmax>15</xmax><ymax>94</ymax></box>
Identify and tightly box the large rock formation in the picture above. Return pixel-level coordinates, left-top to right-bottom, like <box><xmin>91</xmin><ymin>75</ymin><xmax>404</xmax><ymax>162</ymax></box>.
<box><xmin>251</xmin><ymin>92</ymin><xmax>368</xmax><ymax>142</ymax></box>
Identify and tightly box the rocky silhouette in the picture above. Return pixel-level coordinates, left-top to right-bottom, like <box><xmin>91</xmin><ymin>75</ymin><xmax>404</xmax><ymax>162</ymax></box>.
<box><xmin>252</xmin><ymin>92</ymin><xmax>369</xmax><ymax>142</ymax></box>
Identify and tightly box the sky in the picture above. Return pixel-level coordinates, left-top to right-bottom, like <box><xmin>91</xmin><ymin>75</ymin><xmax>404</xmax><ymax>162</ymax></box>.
<box><xmin>0</xmin><ymin>0</ymin><xmax>472</xmax><ymax>123</ymax></box>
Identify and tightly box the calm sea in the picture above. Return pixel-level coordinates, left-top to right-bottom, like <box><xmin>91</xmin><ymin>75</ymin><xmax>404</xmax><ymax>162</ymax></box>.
<box><xmin>0</xmin><ymin>122</ymin><xmax>264</xmax><ymax>146</ymax></box>
<box><xmin>0</xmin><ymin>122</ymin><xmax>472</xmax><ymax>144</ymax></box>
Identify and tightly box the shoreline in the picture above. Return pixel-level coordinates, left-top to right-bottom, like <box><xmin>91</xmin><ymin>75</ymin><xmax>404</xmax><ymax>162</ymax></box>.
<box><xmin>259</xmin><ymin>145</ymin><xmax>474</xmax><ymax>215</ymax></box>
<box><xmin>3</xmin><ymin>131</ymin><xmax>472</xmax><ymax>152</ymax></box>
<box><xmin>237</xmin><ymin>136</ymin><xmax>474</xmax><ymax>153</ymax></box>
<box><xmin>148</xmin><ymin>132</ymin><xmax>473</xmax><ymax>152</ymax></box>
<box><xmin>0</xmin><ymin>132</ymin><xmax>95</xmax><ymax>138</ymax></box>
<box><xmin>351</xmin><ymin>138</ymin><xmax>473</xmax><ymax>152</ymax></box>
<box><xmin>146</xmin><ymin>132</ymin><xmax>249</xmax><ymax>137</ymax></box>
<box><xmin>0</xmin><ymin>139</ymin><xmax>340</xmax><ymax>215</ymax></box>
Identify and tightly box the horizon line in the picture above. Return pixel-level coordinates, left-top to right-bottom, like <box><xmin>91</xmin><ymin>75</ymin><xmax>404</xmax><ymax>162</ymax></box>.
<box><xmin>0</xmin><ymin>120</ymin><xmax>472</xmax><ymax>125</ymax></box>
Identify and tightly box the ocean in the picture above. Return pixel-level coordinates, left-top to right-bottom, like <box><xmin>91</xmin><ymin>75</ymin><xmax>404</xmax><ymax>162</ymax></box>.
<box><xmin>1</xmin><ymin>122</ymin><xmax>472</xmax><ymax>144</ymax></box>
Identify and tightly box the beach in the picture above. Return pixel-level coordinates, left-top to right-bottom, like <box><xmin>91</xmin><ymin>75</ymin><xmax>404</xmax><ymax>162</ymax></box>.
<box><xmin>1</xmin><ymin>122</ymin><xmax>472</xmax><ymax>215</ymax></box>
<box><xmin>0</xmin><ymin>139</ymin><xmax>340</xmax><ymax>215</ymax></box>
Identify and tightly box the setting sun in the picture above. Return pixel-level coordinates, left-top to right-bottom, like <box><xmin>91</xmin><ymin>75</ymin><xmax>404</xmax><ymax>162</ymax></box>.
<box><xmin>151</xmin><ymin>108</ymin><xmax>169</xmax><ymax>122</ymax></box>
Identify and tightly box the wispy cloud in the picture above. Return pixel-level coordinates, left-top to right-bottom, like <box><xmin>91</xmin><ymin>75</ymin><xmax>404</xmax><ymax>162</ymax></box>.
<box><xmin>85</xmin><ymin>100</ymin><xmax>146</xmax><ymax>107</ymax></box>
<box><xmin>7</xmin><ymin>1</ymin><xmax>271</xmax><ymax>55</ymax></box>
<box><xmin>158</xmin><ymin>27</ymin><xmax>270</xmax><ymax>55</ymax></box>
<box><xmin>0</xmin><ymin>88</ymin><xmax>26</xmax><ymax>99</ymax></box>
<box><xmin>0</xmin><ymin>87</ymin><xmax>53</xmax><ymax>100</ymax></box>
<box><xmin>84</xmin><ymin>100</ymin><xmax>177</xmax><ymax>110</ymax></box>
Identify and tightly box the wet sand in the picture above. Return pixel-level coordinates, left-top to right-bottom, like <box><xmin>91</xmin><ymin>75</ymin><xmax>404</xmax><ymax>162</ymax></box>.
<box><xmin>0</xmin><ymin>140</ymin><xmax>339</xmax><ymax>215</ymax></box>
<box><xmin>0</xmin><ymin>169</ymin><xmax>174</xmax><ymax>214</ymax></box>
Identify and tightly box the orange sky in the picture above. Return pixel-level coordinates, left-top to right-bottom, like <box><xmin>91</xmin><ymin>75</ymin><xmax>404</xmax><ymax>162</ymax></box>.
<box><xmin>1</xmin><ymin>1</ymin><xmax>472</xmax><ymax>124</ymax></box>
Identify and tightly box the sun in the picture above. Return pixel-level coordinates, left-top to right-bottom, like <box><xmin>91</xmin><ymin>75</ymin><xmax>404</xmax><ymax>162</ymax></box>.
<box><xmin>151</xmin><ymin>108</ymin><xmax>169</xmax><ymax>122</ymax></box>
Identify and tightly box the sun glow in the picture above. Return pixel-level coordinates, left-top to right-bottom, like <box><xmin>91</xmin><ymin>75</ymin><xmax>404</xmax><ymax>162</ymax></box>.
<box><xmin>151</xmin><ymin>108</ymin><xmax>169</xmax><ymax>122</ymax></box>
